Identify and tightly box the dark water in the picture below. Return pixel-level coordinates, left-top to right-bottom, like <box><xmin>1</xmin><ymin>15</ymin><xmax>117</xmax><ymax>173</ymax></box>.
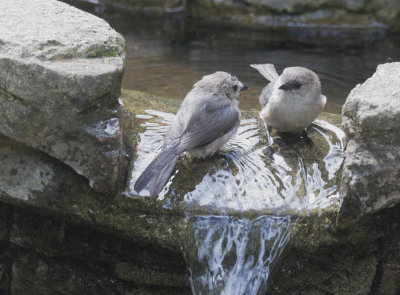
<box><xmin>67</xmin><ymin>0</ymin><xmax>400</xmax><ymax>114</ymax></box>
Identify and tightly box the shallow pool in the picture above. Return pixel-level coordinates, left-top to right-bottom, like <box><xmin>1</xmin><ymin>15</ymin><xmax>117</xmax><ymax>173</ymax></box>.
<box><xmin>69</xmin><ymin>0</ymin><xmax>400</xmax><ymax>114</ymax></box>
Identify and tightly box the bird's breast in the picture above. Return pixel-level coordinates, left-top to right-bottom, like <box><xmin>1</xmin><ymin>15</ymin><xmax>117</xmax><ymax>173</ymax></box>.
<box><xmin>261</xmin><ymin>93</ymin><xmax>324</xmax><ymax>132</ymax></box>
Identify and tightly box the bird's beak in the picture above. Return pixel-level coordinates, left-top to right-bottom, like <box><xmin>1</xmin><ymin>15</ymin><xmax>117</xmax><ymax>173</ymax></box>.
<box><xmin>240</xmin><ymin>85</ymin><xmax>248</xmax><ymax>91</ymax></box>
<box><xmin>278</xmin><ymin>83</ymin><xmax>291</xmax><ymax>91</ymax></box>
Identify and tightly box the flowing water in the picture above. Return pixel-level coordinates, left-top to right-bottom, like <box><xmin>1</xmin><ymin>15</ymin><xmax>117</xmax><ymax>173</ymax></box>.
<box><xmin>128</xmin><ymin>109</ymin><xmax>344</xmax><ymax>293</ymax></box>
<box><xmin>184</xmin><ymin>215</ymin><xmax>292</xmax><ymax>295</ymax></box>
<box><xmin>130</xmin><ymin>110</ymin><xmax>343</xmax><ymax>212</ymax></box>
<box><xmin>67</xmin><ymin>1</ymin><xmax>400</xmax><ymax>293</ymax></box>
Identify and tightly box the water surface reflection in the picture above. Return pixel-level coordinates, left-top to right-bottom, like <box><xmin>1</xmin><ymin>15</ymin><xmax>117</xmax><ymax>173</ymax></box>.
<box><xmin>129</xmin><ymin>110</ymin><xmax>343</xmax><ymax>213</ymax></box>
<box><xmin>68</xmin><ymin>0</ymin><xmax>400</xmax><ymax>114</ymax></box>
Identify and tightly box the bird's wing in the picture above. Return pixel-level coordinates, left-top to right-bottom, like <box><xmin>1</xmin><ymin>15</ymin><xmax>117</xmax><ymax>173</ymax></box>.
<box><xmin>259</xmin><ymin>81</ymin><xmax>275</xmax><ymax>107</ymax></box>
<box><xmin>178</xmin><ymin>100</ymin><xmax>240</xmax><ymax>151</ymax></box>
<box><xmin>164</xmin><ymin>90</ymin><xmax>198</xmax><ymax>145</ymax></box>
<box><xmin>250</xmin><ymin>64</ymin><xmax>279</xmax><ymax>82</ymax></box>
<box><xmin>164</xmin><ymin>109</ymin><xmax>187</xmax><ymax>144</ymax></box>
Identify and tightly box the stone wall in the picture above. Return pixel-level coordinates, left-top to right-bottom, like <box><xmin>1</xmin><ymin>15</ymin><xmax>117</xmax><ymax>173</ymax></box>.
<box><xmin>0</xmin><ymin>87</ymin><xmax>399</xmax><ymax>294</ymax></box>
<box><xmin>187</xmin><ymin>0</ymin><xmax>400</xmax><ymax>32</ymax></box>
<box><xmin>0</xmin><ymin>203</ymin><xmax>189</xmax><ymax>295</ymax></box>
<box><xmin>92</xmin><ymin>0</ymin><xmax>400</xmax><ymax>32</ymax></box>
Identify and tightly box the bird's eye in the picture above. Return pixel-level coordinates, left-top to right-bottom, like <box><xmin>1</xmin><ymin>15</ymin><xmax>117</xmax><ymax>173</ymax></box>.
<box><xmin>233</xmin><ymin>85</ymin><xmax>238</xmax><ymax>91</ymax></box>
<box><xmin>293</xmin><ymin>81</ymin><xmax>301</xmax><ymax>89</ymax></box>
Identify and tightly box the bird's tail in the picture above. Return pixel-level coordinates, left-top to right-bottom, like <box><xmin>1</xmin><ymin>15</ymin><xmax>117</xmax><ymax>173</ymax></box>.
<box><xmin>134</xmin><ymin>145</ymin><xmax>180</xmax><ymax>197</ymax></box>
<box><xmin>250</xmin><ymin>64</ymin><xmax>279</xmax><ymax>81</ymax></box>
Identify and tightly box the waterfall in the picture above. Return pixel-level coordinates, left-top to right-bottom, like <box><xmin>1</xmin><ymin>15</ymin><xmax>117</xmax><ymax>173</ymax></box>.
<box><xmin>130</xmin><ymin>110</ymin><xmax>344</xmax><ymax>294</ymax></box>
<box><xmin>184</xmin><ymin>215</ymin><xmax>293</xmax><ymax>295</ymax></box>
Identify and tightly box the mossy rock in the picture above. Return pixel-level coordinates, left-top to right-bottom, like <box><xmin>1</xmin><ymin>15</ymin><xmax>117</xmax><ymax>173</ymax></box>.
<box><xmin>119</xmin><ymin>89</ymin><xmax>346</xmax><ymax>250</ymax></box>
<box><xmin>0</xmin><ymin>88</ymin><xmax>350</xmax><ymax>293</ymax></box>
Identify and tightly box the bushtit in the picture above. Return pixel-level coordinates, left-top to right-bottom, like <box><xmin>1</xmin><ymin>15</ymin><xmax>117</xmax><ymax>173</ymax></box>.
<box><xmin>134</xmin><ymin>71</ymin><xmax>247</xmax><ymax>197</ymax></box>
<box><xmin>251</xmin><ymin>64</ymin><xmax>326</xmax><ymax>139</ymax></box>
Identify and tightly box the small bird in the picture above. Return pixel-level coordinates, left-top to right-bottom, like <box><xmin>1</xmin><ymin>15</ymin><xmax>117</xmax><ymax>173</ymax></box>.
<box><xmin>250</xmin><ymin>64</ymin><xmax>326</xmax><ymax>141</ymax></box>
<box><xmin>134</xmin><ymin>71</ymin><xmax>247</xmax><ymax>197</ymax></box>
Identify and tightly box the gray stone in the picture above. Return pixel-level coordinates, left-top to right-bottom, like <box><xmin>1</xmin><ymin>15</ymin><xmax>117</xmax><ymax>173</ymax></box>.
<box><xmin>0</xmin><ymin>89</ymin><xmax>345</xmax><ymax>291</ymax></box>
<box><xmin>10</xmin><ymin>252</ymin><xmax>182</xmax><ymax>295</ymax></box>
<box><xmin>0</xmin><ymin>135</ymin><xmax>190</xmax><ymax>292</ymax></box>
<box><xmin>373</xmin><ymin>229</ymin><xmax>400</xmax><ymax>295</ymax></box>
<box><xmin>0</xmin><ymin>204</ymin><xmax>9</xmax><ymax>242</ymax></box>
<box><xmin>8</xmin><ymin>208</ymin><xmax>189</xmax><ymax>290</ymax></box>
<box><xmin>0</xmin><ymin>0</ymin><xmax>125</xmax><ymax>193</ymax></box>
<box><xmin>267</xmin><ymin>244</ymin><xmax>378</xmax><ymax>295</ymax></box>
<box><xmin>0</xmin><ymin>246</ymin><xmax>12</xmax><ymax>295</ymax></box>
<box><xmin>2</xmin><ymin>89</ymin><xmax>400</xmax><ymax>294</ymax></box>
<box><xmin>0</xmin><ymin>133</ymin><xmax>186</xmax><ymax>253</ymax></box>
<box><xmin>339</xmin><ymin>62</ymin><xmax>400</xmax><ymax>224</ymax></box>
<box><xmin>187</xmin><ymin>0</ymin><xmax>400</xmax><ymax>32</ymax></box>
<box><xmin>102</xmin><ymin>0</ymin><xmax>186</xmax><ymax>14</ymax></box>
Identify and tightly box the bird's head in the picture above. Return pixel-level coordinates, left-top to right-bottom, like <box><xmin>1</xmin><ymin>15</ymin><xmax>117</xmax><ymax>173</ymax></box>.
<box><xmin>278</xmin><ymin>67</ymin><xmax>321</xmax><ymax>99</ymax></box>
<box><xmin>194</xmin><ymin>71</ymin><xmax>248</xmax><ymax>100</ymax></box>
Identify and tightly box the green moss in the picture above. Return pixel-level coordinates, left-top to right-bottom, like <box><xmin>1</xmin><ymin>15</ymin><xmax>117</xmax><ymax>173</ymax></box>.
<box><xmin>121</xmin><ymin>89</ymin><xmax>180</xmax><ymax>114</ymax></box>
<box><xmin>87</xmin><ymin>48</ymin><xmax>120</xmax><ymax>58</ymax></box>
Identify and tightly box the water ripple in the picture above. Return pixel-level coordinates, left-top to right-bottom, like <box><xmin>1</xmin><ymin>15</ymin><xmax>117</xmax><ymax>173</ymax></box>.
<box><xmin>128</xmin><ymin>109</ymin><xmax>344</xmax><ymax>294</ymax></box>
<box><xmin>129</xmin><ymin>110</ymin><xmax>344</xmax><ymax>213</ymax></box>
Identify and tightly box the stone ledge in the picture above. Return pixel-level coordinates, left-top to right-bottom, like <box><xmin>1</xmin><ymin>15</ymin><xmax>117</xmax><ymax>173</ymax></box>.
<box><xmin>187</xmin><ymin>0</ymin><xmax>400</xmax><ymax>32</ymax></box>
<box><xmin>0</xmin><ymin>88</ymin><xmax>344</xmax><ymax>253</ymax></box>
<box><xmin>0</xmin><ymin>88</ymin><xmax>398</xmax><ymax>294</ymax></box>
<box><xmin>0</xmin><ymin>0</ymin><xmax>126</xmax><ymax>193</ymax></box>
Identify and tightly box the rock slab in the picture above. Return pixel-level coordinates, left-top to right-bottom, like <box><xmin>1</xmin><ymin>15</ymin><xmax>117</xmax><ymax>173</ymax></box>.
<box><xmin>0</xmin><ymin>89</ymin><xmax>398</xmax><ymax>294</ymax></box>
<box><xmin>339</xmin><ymin>62</ymin><xmax>400</xmax><ymax>223</ymax></box>
<box><xmin>0</xmin><ymin>0</ymin><xmax>126</xmax><ymax>193</ymax></box>
<box><xmin>188</xmin><ymin>0</ymin><xmax>400</xmax><ymax>32</ymax></box>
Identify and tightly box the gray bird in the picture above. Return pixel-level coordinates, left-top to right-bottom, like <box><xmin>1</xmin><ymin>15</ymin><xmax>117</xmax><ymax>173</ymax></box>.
<box><xmin>134</xmin><ymin>71</ymin><xmax>247</xmax><ymax>197</ymax></box>
<box><xmin>250</xmin><ymin>64</ymin><xmax>326</xmax><ymax>139</ymax></box>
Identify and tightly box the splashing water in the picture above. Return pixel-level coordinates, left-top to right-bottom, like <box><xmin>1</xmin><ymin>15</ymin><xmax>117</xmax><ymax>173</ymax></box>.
<box><xmin>130</xmin><ymin>110</ymin><xmax>173</xmax><ymax>200</ymax></box>
<box><xmin>184</xmin><ymin>215</ymin><xmax>293</xmax><ymax>295</ymax></box>
<box><xmin>129</xmin><ymin>111</ymin><xmax>343</xmax><ymax>212</ymax></box>
<box><xmin>128</xmin><ymin>109</ymin><xmax>344</xmax><ymax>294</ymax></box>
